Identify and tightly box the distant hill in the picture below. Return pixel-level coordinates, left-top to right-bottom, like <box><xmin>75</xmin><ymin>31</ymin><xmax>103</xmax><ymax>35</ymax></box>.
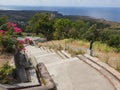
<box><xmin>64</xmin><ymin>15</ymin><xmax>120</xmax><ymax>30</ymax></box>
<box><xmin>0</xmin><ymin>10</ymin><xmax>120</xmax><ymax>30</ymax></box>
<box><xmin>0</xmin><ymin>10</ymin><xmax>63</xmax><ymax>30</ymax></box>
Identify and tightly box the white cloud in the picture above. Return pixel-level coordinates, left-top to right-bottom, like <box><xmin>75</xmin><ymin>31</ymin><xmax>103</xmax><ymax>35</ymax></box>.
<box><xmin>0</xmin><ymin>0</ymin><xmax>41</xmax><ymax>6</ymax></box>
<box><xmin>70</xmin><ymin>0</ymin><xmax>120</xmax><ymax>7</ymax></box>
<box><xmin>0</xmin><ymin>0</ymin><xmax>120</xmax><ymax>7</ymax></box>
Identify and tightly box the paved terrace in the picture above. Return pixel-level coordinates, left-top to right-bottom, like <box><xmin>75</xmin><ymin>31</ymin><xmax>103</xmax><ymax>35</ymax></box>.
<box><xmin>24</xmin><ymin>45</ymin><xmax>120</xmax><ymax>90</ymax></box>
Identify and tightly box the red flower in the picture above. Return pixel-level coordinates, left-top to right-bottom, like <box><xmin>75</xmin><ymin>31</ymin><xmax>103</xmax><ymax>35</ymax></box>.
<box><xmin>18</xmin><ymin>40</ymin><xmax>25</xmax><ymax>43</ymax></box>
<box><xmin>25</xmin><ymin>38</ymin><xmax>30</xmax><ymax>41</ymax></box>
<box><xmin>14</xmin><ymin>27</ymin><xmax>22</xmax><ymax>33</ymax></box>
<box><xmin>6</xmin><ymin>22</ymin><xmax>16</xmax><ymax>28</ymax></box>
<box><xmin>6</xmin><ymin>22</ymin><xmax>11</xmax><ymax>28</ymax></box>
<box><xmin>0</xmin><ymin>30</ymin><xmax>5</xmax><ymax>34</ymax></box>
<box><xmin>11</xmin><ymin>23</ymin><xmax>16</xmax><ymax>27</ymax></box>
<box><xmin>22</xmin><ymin>48</ymin><xmax>26</xmax><ymax>51</ymax></box>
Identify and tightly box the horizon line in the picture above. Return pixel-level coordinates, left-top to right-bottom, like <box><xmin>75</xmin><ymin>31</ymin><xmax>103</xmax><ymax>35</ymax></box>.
<box><xmin>0</xmin><ymin>5</ymin><xmax>120</xmax><ymax>8</ymax></box>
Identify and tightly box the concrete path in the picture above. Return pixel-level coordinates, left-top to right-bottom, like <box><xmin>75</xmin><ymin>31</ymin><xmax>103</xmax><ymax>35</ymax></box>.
<box><xmin>25</xmin><ymin>45</ymin><xmax>118</xmax><ymax>90</ymax></box>
<box><xmin>46</xmin><ymin>58</ymin><xmax>115</xmax><ymax>90</ymax></box>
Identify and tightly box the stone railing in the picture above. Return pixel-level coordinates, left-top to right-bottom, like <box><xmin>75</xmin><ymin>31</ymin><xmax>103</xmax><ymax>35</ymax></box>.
<box><xmin>0</xmin><ymin>63</ymin><xmax>56</xmax><ymax>90</ymax></box>
<box><xmin>36</xmin><ymin>63</ymin><xmax>56</xmax><ymax>90</ymax></box>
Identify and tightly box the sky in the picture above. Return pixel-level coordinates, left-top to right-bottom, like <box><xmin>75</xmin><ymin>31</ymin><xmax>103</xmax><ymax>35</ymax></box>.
<box><xmin>0</xmin><ymin>0</ymin><xmax>120</xmax><ymax>7</ymax></box>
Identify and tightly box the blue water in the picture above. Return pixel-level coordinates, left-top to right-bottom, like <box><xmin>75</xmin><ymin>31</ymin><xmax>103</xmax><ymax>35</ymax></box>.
<box><xmin>0</xmin><ymin>5</ymin><xmax>120</xmax><ymax>22</ymax></box>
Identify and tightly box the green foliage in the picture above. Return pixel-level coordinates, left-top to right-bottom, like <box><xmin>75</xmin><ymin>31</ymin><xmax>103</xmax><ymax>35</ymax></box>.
<box><xmin>98</xmin><ymin>29</ymin><xmax>120</xmax><ymax>50</ymax></box>
<box><xmin>83</xmin><ymin>24</ymin><xmax>99</xmax><ymax>41</ymax></box>
<box><xmin>53</xmin><ymin>18</ymin><xmax>72</xmax><ymax>39</ymax></box>
<box><xmin>0</xmin><ymin>16</ymin><xmax>7</xmax><ymax>26</ymax></box>
<box><xmin>26</xmin><ymin>13</ymin><xmax>54</xmax><ymax>40</ymax></box>
<box><xmin>26</xmin><ymin>13</ymin><xmax>120</xmax><ymax>52</ymax></box>
<box><xmin>0</xmin><ymin>17</ymin><xmax>23</xmax><ymax>53</ymax></box>
<box><xmin>2</xmin><ymin>36</ymin><xmax>16</xmax><ymax>53</ymax></box>
<box><xmin>93</xmin><ymin>41</ymin><xmax>115</xmax><ymax>52</ymax></box>
<box><xmin>0</xmin><ymin>62</ymin><xmax>14</xmax><ymax>84</ymax></box>
<box><xmin>71</xmin><ymin>20</ymin><xmax>88</xmax><ymax>39</ymax></box>
<box><xmin>108</xmin><ymin>34</ymin><xmax>120</xmax><ymax>48</ymax></box>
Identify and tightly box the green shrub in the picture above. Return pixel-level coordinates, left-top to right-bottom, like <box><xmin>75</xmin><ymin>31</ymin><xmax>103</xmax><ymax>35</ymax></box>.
<box><xmin>2</xmin><ymin>37</ymin><xmax>16</xmax><ymax>53</ymax></box>
<box><xmin>0</xmin><ymin>62</ymin><xmax>14</xmax><ymax>84</ymax></box>
<box><xmin>93</xmin><ymin>42</ymin><xmax>114</xmax><ymax>52</ymax></box>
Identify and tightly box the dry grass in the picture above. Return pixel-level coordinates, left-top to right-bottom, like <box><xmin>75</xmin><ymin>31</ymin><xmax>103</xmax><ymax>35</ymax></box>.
<box><xmin>65</xmin><ymin>39</ymin><xmax>89</xmax><ymax>48</ymax></box>
<box><xmin>0</xmin><ymin>53</ymin><xmax>13</xmax><ymax>67</ymax></box>
<box><xmin>94</xmin><ymin>51</ymin><xmax>120</xmax><ymax>69</ymax></box>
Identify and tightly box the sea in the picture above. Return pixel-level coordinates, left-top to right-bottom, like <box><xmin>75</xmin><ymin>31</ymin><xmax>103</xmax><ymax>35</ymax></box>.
<box><xmin>0</xmin><ymin>5</ymin><xmax>120</xmax><ymax>22</ymax></box>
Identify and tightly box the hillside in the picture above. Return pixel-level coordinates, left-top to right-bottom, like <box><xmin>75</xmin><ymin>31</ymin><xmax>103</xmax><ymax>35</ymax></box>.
<box><xmin>0</xmin><ymin>10</ymin><xmax>120</xmax><ymax>30</ymax></box>
<box><xmin>0</xmin><ymin>10</ymin><xmax>62</xmax><ymax>29</ymax></box>
<box><xmin>64</xmin><ymin>15</ymin><xmax>120</xmax><ymax>30</ymax></box>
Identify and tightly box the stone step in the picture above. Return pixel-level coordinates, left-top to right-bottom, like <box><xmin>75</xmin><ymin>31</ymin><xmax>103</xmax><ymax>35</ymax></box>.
<box><xmin>34</xmin><ymin>52</ymin><xmax>56</xmax><ymax>58</ymax></box>
<box><xmin>30</xmin><ymin>51</ymin><xmax>50</xmax><ymax>56</ymax></box>
<box><xmin>26</xmin><ymin>48</ymin><xmax>41</xmax><ymax>51</ymax></box>
<box><xmin>56</xmin><ymin>51</ymin><xmax>68</xmax><ymax>59</ymax></box>
<box><xmin>35</xmin><ymin>53</ymin><xmax>63</xmax><ymax>65</ymax></box>
<box><xmin>42</xmin><ymin>46</ymin><xmax>47</xmax><ymax>50</ymax></box>
<box><xmin>61</xmin><ymin>50</ymin><xmax>71</xmax><ymax>58</ymax></box>
<box><xmin>29</xmin><ymin>50</ymin><xmax>49</xmax><ymax>55</ymax></box>
<box><xmin>46</xmin><ymin>57</ymin><xmax>78</xmax><ymax>67</ymax></box>
<box><xmin>43</xmin><ymin>48</ymin><xmax>53</xmax><ymax>53</ymax></box>
<box><xmin>26</xmin><ymin>48</ymin><xmax>43</xmax><ymax>52</ymax></box>
<box><xmin>48</xmin><ymin>49</ymin><xmax>54</xmax><ymax>53</ymax></box>
<box><xmin>25</xmin><ymin>45</ymin><xmax>37</xmax><ymax>49</ymax></box>
<box><xmin>39</xmin><ymin>47</ymin><xmax>45</xmax><ymax>51</ymax></box>
<box><xmin>26</xmin><ymin>49</ymin><xmax>43</xmax><ymax>54</ymax></box>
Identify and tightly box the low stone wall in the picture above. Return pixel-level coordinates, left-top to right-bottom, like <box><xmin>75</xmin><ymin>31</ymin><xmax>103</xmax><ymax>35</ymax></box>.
<box><xmin>0</xmin><ymin>63</ymin><xmax>56</xmax><ymax>90</ymax></box>
<box><xmin>0</xmin><ymin>85</ymin><xmax>8</xmax><ymax>90</ymax></box>
<box><xmin>36</xmin><ymin>63</ymin><xmax>56</xmax><ymax>90</ymax></box>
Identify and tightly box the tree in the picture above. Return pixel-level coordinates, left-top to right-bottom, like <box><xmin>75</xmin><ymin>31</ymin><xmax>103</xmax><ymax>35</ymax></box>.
<box><xmin>72</xmin><ymin>20</ymin><xmax>88</xmax><ymax>39</ymax></box>
<box><xmin>0</xmin><ymin>17</ymin><xmax>7</xmax><ymax>30</ymax></box>
<box><xmin>53</xmin><ymin>18</ymin><xmax>71</xmax><ymax>39</ymax></box>
<box><xmin>83</xmin><ymin>24</ymin><xmax>99</xmax><ymax>41</ymax></box>
<box><xmin>0</xmin><ymin>16</ymin><xmax>7</xmax><ymax>26</ymax></box>
<box><xmin>107</xmin><ymin>32</ymin><xmax>120</xmax><ymax>48</ymax></box>
<box><xmin>26</xmin><ymin>13</ymin><xmax>54</xmax><ymax>40</ymax></box>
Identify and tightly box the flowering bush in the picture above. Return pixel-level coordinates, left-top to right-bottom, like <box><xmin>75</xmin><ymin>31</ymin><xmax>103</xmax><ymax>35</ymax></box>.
<box><xmin>0</xmin><ymin>22</ymin><xmax>23</xmax><ymax>53</ymax></box>
<box><xmin>14</xmin><ymin>27</ymin><xmax>22</xmax><ymax>33</ymax></box>
<box><xmin>25</xmin><ymin>37</ymin><xmax>30</xmax><ymax>41</ymax></box>
<box><xmin>0</xmin><ymin>21</ymin><xmax>24</xmax><ymax>84</ymax></box>
<box><xmin>6</xmin><ymin>22</ymin><xmax>16</xmax><ymax>28</ymax></box>
<box><xmin>17</xmin><ymin>40</ymin><xmax>24</xmax><ymax>51</ymax></box>
<box><xmin>25</xmin><ymin>37</ymin><xmax>30</xmax><ymax>44</ymax></box>
<box><xmin>0</xmin><ymin>30</ymin><xmax>5</xmax><ymax>35</ymax></box>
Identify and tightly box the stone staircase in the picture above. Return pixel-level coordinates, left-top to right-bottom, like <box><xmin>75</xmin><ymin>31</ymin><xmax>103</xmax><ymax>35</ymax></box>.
<box><xmin>24</xmin><ymin>45</ymin><xmax>119</xmax><ymax>90</ymax></box>
<box><xmin>1</xmin><ymin>37</ymin><xmax>118</xmax><ymax>90</ymax></box>
<box><xmin>25</xmin><ymin>45</ymin><xmax>71</xmax><ymax>67</ymax></box>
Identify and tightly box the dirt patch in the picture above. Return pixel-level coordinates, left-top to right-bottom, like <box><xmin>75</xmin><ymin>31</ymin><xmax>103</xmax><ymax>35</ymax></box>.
<box><xmin>0</xmin><ymin>53</ymin><xmax>13</xmax><ymax>66</ymax></box>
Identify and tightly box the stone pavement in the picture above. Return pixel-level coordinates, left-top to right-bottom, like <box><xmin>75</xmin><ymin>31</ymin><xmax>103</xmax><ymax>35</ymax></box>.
<box><xmin>46</xmin><ymin>58</ymin><xmax>115</xmax><ymax>90</ymax></box>
<box><xmin>25</xmin><ymin>45</ymin><xmax>120</xmax><ymax>90</ymax></box>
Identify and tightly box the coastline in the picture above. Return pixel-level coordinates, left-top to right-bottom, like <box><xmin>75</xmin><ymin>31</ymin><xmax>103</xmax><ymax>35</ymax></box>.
<box><xmin>0</xmin><ymin>6</ymin><xmax>120</xmax><ymax>22</ymax></box>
